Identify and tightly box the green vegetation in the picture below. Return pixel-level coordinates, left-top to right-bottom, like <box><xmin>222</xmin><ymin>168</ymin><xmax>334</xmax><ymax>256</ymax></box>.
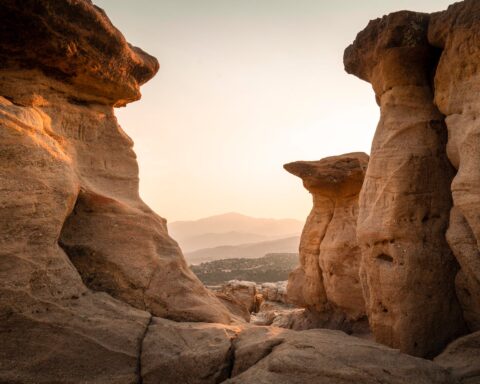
<box><xmin>191</xmin><ymin>253</ymin><xmax>299</xmax><ymax>285</ymax></box>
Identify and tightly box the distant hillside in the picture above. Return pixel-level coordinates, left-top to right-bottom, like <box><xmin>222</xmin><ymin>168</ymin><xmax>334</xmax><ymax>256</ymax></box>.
<box><xmin>185</xmin><ymin>236</ymin><xmax>300</xmax><ymax>265</ymax></box>
<box><xmin>191</xmin><ymin>253</ymin><xmax>299</xmax><ymax>285</ymax></box>
<box><xmin>168</xmin><ymin>212</ymin><xmax>303</xmax><ymax>252</ymax></box>
<box><xmin>172</xmin><ymin>231</ymin><xmax>271</xmax><ymax>253</ymax></box>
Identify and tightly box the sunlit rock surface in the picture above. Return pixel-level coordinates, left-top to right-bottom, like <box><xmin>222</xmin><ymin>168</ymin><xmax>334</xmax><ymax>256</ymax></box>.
<box><xmin>284</xmin><ymin>153</ymin><xmax>369</xmax><ymax>333</ymax></box>
<box><xmin>429</xmin><ymin>0</ymin><xmax>480</xmax><ymax>331</ymax></box>
<box><xmin>344</xmin><ymin>10</ymin><xmax>466</xmax><ymax>357</ymax></box>
<box><xmin>0</xmin><ymin>0</ymin><xmax>231</xmax><ymax>381</ymax></box>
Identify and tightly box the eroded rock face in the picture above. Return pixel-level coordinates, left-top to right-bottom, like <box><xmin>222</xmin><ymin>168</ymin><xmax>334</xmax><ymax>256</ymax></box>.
<box><xmin>0</xmin><ymin>1</ymin><xmax>231</xmax><ymax>381</ymax></box>
<box><xmin>219</xmin><ymin>280</ymin><xmax>260</xmax><ymax>313</ymax></box>
<box><xmin>434</xmin><ymin>331</ymin><xmax>480</xmax><ymax>384</ymax></box>
<box><xmin>0</xmin><ymin>0</ymin><xmax>158</xmax><ymax>106</ymax></box>
<box><xmin>344</xmin><ymin>11</ymin><xmax>466</xmax><ymax>357</ymax></box>
<box><xmin>429</xmin><ymin>0</ymin><xmax>480</xmax><ymax>331</ymax></box>
<box><xmin>141</xmin><ymin>318</ymin><xmax>238</xmax><ymax>384</ymax></box>
<box><xmin>225</xmin><ymin>327</ymin><xmax>455</xmax><ymax>384</ymax></box>
<box><xmin>284</xmin><ymin>153</ymin><xmax>368</xmax><ymax>330</ymax></box>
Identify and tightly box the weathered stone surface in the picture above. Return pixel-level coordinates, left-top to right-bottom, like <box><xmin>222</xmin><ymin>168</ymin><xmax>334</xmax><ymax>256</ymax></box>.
<box><xmin>344</xmin><ymin>11</ymin><xmax>465</xmax><ymax>357</ymax></box>
<box><xmin>225</xmin><ymin>327</ymin><xmax>456</xmax><ymax>384</ymax></box>
<box><xmin>0</xmin><ymin>0</ymin><xmax>233</xmax><ymax>381</ymax></box>
<box><xmin>429</xmin><ymin>0</ymin><xmax>480</xmax><ymax>331</ymax></box>
<box><xmin>219</xmin><ymin>280</ymin><xmax>260</xmax><ymax>313</ymax></box>
<box><xmin>260</xmin><ymin>281</ymin><xmax>288</xmax><ymax>303</ymax></box>
<box><xmin>141</xmin><ymin>318</ymin><xmax>238</xmax><ymax>384</ymax></box>
<box><xmin>284</xmin><ymin>153</ymin><xmax>368</xmax><ymax>330</ymax></box>
<box><xmin>0</xmin><ymin>0</ymin><xmax>159</xmax><ymax>106</ymax></box>
<box><xmin>0</xmin><ymin>289</ymin><xmax>151</xmax><ymax>384</ymax></box>
<box><xmin>215</xmin><ymin>291</ymin><xmax>252</xmax><ymax>323</ymax></box>
<box><xmin>434</xmin><ymin>331</ymin><xmax>480</xmax><ymax>384</ymax></box>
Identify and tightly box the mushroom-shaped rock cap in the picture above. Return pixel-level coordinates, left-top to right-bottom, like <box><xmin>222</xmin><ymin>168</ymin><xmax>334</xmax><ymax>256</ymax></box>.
<box><xmin>0</xmin><ymin>0</ymin><xmax>159</xmax><ymax>106</ymax></box>
<box><xmin>284</xmin><ymin>152</ymin><xmax>369</xmax><ymax>196</ymax></box>
<box><xmin>344</xmin><ymin>11</ymin><xmax>433</xmax><ymax>96</ymax></box>
<box><xmin>429</xmin><ymin>0</ymin><xmax>480</xmax><ymax>48</ymax></box>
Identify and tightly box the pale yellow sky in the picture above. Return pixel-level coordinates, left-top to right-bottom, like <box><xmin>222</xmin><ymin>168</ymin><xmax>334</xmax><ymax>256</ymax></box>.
<box><xmin>96</xmin><ymin>0</ymin><xmax>453</xmax><ymax>222</ymax></box>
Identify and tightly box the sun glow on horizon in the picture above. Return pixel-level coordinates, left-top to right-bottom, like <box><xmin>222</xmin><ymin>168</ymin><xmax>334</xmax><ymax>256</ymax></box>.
<box><xmin>96</xmin><ymin>0</ymin><xmax>453</xmax><ymax>222</ymax></box>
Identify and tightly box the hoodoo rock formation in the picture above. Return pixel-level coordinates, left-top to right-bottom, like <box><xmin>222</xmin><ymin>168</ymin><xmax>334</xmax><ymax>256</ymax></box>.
<box><xmin>0</xmin><ymin>0</ymin><xmax>231</xmax><ymax>325</ymax></box>
<box><xmin>284</xmin><ymin>153</ymin><xmax>368</xmax><ymax>331</ymax></box>
<box><xmin>429</xmin><ymin>0</ymin><xmax>480</xmax><ymax>331</ymax></box>
<box><xmin>344</xmin><ymin>11</ymin><xmax>466</xmax><ymax>357</ymax></box>
<box><xmin>2</xmin><ymin>0</ymin><xmax>480</xmax><ymax>383</ymax></box>
<box><xmin>0</xmin><ymin>1</ymin><xmax>231</xmax><ymax>381</ymax></box>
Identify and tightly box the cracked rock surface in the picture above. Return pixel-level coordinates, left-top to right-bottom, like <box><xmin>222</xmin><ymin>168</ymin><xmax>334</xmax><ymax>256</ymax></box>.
<box><xmin>224</xmin><ymin>327</ymin><xmax>455</xmax><ymax>384</ymax></box>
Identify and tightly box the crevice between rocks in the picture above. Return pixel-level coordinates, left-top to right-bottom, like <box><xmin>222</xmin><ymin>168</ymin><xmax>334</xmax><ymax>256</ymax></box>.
<box><xmin>136</xmin><ymin>314</ymin><xmax>153</xmax><ymax>384</ymax></box>
<box><xmin>220</xmin><ymin>336</ymin><xmax>285</xmax><ymax>383</ymax></box>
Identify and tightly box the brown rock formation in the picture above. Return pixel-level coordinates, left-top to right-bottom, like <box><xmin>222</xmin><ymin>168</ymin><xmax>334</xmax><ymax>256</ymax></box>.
<box><xmin>141</xmin><ymin>318</ymin><xmax>238</xmax><ymax>384</ymax></box>
<box><xmin>219</xmin><ymin>280</ymin><xmax>260</xmax><ymax>313</ymax></box>
<box><xmin>284</xmin><ymin>153</ymin><xmax>368</xmax><ymax>330</ymax></box>
<box><xmin>434</xmin><ymin>330</ymin><xmax>480</xmax><ymax>384</ymax></box>
<box><xmin>344</xmin><ymin>11</ymin><xmax>466</xmax><ymax>357</ymax></box>
<box><xmin>429</xmin><ymin>0</ymin><xmax>480</xmax><ymax>331</ymax></box>
<box><xmin>225</xmin><ymin>327</ymin><xmax>455</xmax><ymax>384</ymax></box>
<box><xmin>0</xmin><ymin>0</ymin><xmax>232</xmax><ymax>381</ymax></box>
<box><xmin>0</xmin><ymin>0</ymin><xmax>157</xmax><ymax>106</ymax></box>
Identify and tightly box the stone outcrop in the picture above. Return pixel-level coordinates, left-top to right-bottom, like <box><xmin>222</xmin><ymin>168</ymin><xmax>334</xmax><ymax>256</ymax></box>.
<box><xmin>0</xmin><ymin>1</ymin><xmax>232</xmax><ymax>381</ymax></box>
<box><xmin>225</xmin><ymin>327</ymin><xmax>455</xmax><ymax>384</ymax></box>
<box><xmin>284</xmin><ymin>153</ymin><xmax>368</xmax><ymax>331</ymax></box>
<box><xmin>429</xmin><ymin>0</ymin><xmax>480</xmax><ymax>331</ymax></box>
<box><xmin>434</xmin><ymin>331</ymin><xmax>480</xmax><ymax>384</ymax></box>
<box><xmin>260</xmin><ymin>281</ymin><xmax>288</xmax><ymax>303</ymax></box>
<box><xmin>219</xmin><ymin>280</ymin><xmax>261</xmax><ymax>313</ymax></box>
<box><xmin>141</xmin><ymin>318</ymin><xmax>239</xmax><ymax>384</ymax></box>
<box><xmin>0</xmin><ymin>0</ymin><xmax>231</xmax><ymax>324</ymax></box>
<box><xmin>3</xmin><ymin>0</ymin><xmax>480</xmax><ymax>382</ymax></box>
<box><xmin>344</xmin><ymin>11</ymin><xmax>466</xmax><ymax>357</ymax></box>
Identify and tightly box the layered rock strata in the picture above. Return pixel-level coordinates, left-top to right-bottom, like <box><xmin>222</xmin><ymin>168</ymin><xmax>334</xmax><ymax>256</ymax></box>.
<box><xmin>284</xmin><ymin>153</ymin><xmax>368</xmax><ymax>330</ymax></box>
<box><xmin>429</xmin><ymin>0</ymin><xmax>480</xmax><ymax>331</ymax></box>
<box><xmin>344</xmin><ymin>11</ymin><xmax>466</xmax><ymax>357</ymax></box>
<box><xmin>0</xmin><ymin>1</ymin><xmax>232</xmax><ymax>381</ymax></box>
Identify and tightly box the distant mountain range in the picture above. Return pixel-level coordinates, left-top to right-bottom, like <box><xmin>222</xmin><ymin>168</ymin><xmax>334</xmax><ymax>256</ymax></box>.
<box><xmin>168</xmin><ymin>212</ymin><xmax>303</xmax><ymax>254</ymax></box>
<box><xmin>185</xmin><ymin>236</ymin><xmax>300</xmax><ymax>265</ymax></box>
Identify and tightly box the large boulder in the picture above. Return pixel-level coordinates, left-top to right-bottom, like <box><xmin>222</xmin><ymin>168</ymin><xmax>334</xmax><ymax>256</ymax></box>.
<box><xmin>429</xmin><ymin>0</ymin><xmax>480</xmax><ymax>331</ymax></box>
<box><xmin>225</xmin><ymin>327</ymin><xmax>456</xmax><ymax>384</ymax></box>
<box><xmin>141</xmin><ymin>318</ymin><xmax>238</xmax><ymax>384</ymax></box>
<box><xmin>284</xmin><ymin>153</ymin><xmax>369</xmax><ymax>331</ymax></box>
<box><xmin>434</xmin><ymin>331</ymin><xmax>480</xmax><ymax>384</ymax></box>
<box><xmin>344</xmin><ymin>11</ymin><xmax>466</xmax><ymax>357</ymax></box>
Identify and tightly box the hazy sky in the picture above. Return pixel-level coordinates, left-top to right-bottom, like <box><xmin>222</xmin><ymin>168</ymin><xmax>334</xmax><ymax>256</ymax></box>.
<box><xmin>96</xmin><ymin>0</ymin><xmax>453</xmax><ymax>222</ymax></box>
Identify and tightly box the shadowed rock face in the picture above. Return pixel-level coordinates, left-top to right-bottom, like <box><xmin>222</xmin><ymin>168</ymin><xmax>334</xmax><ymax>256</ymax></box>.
<box><xmin>345</xmin><ymin>11</ymin><xmax>465</xmax><ymax>357</ymax></box>
<box><xmin>429</xmin><ymin>0</ymin><xmax>480</xmax><ymax>331</ymax></box>
<box><xmin>284</xmin><ymin>153</ymin><xmax>369</xmax><ymax>331</ymax></box>
<box><xmin>0</xmin><ymin>0</ymin><xmax>159</xmax><ymax>106</ymax></box>
<box><xmin>0</xmin><ymin>0</ymin><xmax>232</xmax><ymax>381</ymax></box>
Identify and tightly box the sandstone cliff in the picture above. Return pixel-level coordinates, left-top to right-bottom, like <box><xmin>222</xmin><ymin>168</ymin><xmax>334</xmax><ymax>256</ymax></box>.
<box><xmin>284</xmin><ymin>153</ymin><xmax>368</xmax><ymax>332</ymax></box>
<box><xmin>429</xmin><ymin>0</ymin><xmax>480</xmax><ymax>332</ymax></box>
<box><xmin>0</xmin><ymin>0</ymin><xmax>231</xmax><ymax>381</ymax></box>
<box><xmin>345</xmin><ymin>10</ymin><xmax>466</xmax><ymax>358</ymax></box>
